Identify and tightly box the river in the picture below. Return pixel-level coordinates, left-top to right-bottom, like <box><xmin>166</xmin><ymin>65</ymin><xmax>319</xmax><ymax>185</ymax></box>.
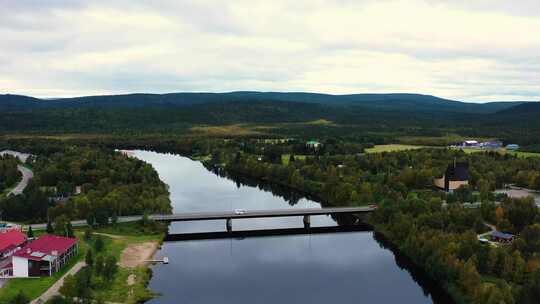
<box><xmin>131</xmin><ymin>150</ymin><xmax>453</xmax><ymax>304</ymax></box>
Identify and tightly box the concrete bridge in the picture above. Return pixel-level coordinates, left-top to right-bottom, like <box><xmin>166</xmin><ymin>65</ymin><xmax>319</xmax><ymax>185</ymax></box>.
<box><xmin>153</xmin><ymin>206</ymin><xmax>375</xmax><ymax>234</ymax></box>
<box><xmin>29</xmin><ymin>207</ymin><xmax>376</xmax><ymax>235</ymax></box>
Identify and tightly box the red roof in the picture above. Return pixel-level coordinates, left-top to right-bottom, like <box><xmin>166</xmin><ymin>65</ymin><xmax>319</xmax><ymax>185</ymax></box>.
<box><xmin>0</xmin><ymin>230</ymin><xmax>27</xmax><ymax>253</ymax></box>
<box><xmin>13</xmin><ymin>234</ymin><xmax>77</xmax><ymax>261</ymax></box>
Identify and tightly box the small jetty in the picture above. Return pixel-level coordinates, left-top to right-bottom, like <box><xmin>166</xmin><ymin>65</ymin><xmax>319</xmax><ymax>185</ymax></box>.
<box><xmin>145</xmin><ymin>257</ymin><xmax>169</xmax><ymax>264</ymax></box>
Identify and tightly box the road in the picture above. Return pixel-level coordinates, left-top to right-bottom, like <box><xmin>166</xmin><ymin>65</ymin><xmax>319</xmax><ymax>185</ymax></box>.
<box><xmin>30</xmin><ymin>261</ymin><xmax>86</xmax><ymax>304</ymax></box>
<box><xmin>28</xmin><ymin>207</ymin><xmax>375</xmax><ymax>230</ymax></box>
<box><xmin>8</xmin><ymin>165</ymin><xmax>34</xmax><ymax>196</ymax></box>
<box><xmin>152</xmin><ymin>206</ymin><xmax>375</xmax><ymax>222</ymax></box>
<box><xmin>29</xmin><ymin>215</ymin><xmax>142</xmax><ymax>230</ymax></box>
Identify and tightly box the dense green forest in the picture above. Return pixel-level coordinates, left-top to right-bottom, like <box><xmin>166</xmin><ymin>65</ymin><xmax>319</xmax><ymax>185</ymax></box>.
<box><xmin>1</xmin><ymin>90</ymin><xmax>540</xmax><ymax>303</ymax></box>
<box><xmin>0</xmin><ymin>146</ymin><xmax>171</xmax><ymax>224</ymax></box>
<box><xmin>0</xmin><ymin>155</ymin><xmax>21</xmax><ymax>194</ymax></box>
<box><xmin>1</xmin><ymin>92</ymin><xmax>540</xmax><ymax>150</ymax></box>
<box><xmin>201</xmin><ymin>141</ymin><xmax>540</xmax><ymax>304</ymax></box>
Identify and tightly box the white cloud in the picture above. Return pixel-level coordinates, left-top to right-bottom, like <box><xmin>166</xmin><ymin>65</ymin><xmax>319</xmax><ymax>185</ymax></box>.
<box><xmin>0</xmin><ymin>0</ymin><xmax>538</xmax><ymax>101</ymax></box>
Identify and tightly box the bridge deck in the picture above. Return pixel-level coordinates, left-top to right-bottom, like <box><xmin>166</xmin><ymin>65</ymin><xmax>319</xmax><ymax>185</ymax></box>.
<box><xmin>151</xmin><ymin>207</ymin><xmax>374</xmax><ymax>222</ymax></box>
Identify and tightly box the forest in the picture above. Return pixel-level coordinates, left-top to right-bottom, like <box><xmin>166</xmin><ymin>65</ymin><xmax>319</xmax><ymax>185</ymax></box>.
<box><xmin>202</xmin><ymin>141</ymin><xmax>540</xmax><ymax>304</ymax></box>
<box><xmin>1</xmin><ymin>92</ymin><xmax>540</xmax><ymax>150</ymax></box>
<box><xmin>0</xmin><ymin>155</ymin><xmax>21</xmax><ymax>194</ymax></box>
<box><xmin>0</xmin><ymin>146</ymin><xmax>171</xmax><ymax>224</ymax></box>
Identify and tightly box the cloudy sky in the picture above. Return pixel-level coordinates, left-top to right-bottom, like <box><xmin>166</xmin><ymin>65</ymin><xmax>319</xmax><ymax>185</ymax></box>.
<box><xmin>1</xmin><ymin>0</ymin><xmax>539</xmax><ymax>101</ymax></box>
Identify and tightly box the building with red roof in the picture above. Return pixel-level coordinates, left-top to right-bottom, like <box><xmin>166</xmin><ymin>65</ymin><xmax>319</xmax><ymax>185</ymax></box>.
<box><xmin>13</xmin><ymin>234</ymin><xmax>78</xmax><ymax>277</ymax></box>
<box><xmin>0</xmin><ymin>229</ymin><xmax>27</xmax><ymax>277</ymax></box>
<box><xmin>0</xmin><ymin>229</ymin><xmax>27</xmax><ymax>259</ymax></box>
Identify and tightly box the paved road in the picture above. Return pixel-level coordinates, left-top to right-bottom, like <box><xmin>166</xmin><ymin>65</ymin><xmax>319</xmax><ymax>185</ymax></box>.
<box><xmin>28</xmin><ymin>207</ymin><xmax>374</xmax><ymax>230</ymax></box>
<box><xmin>8</xmin><ymin>165</ymin><xmax>33</xmax><ymax>196</ymax></box>
<box><xmin>152</xmin><ymin>206</ymin><xmax>375</xmax><ymax>222</ymax></box>
<box><xmin>30</xmin><ymin>261</ymin><xmax>86</xmax><ymax>304</ymax></box>
<box><xmin>29</xmin><ymin>216</ymin><xmax>142</xmax><ymax>230</ymax></box>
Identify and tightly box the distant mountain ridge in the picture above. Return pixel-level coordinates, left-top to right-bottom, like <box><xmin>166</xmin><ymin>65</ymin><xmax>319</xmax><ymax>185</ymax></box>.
<box><xmin>0</xmin><ymin>92</ymin><xmax>529</xmax><ymax>114</ymax></box>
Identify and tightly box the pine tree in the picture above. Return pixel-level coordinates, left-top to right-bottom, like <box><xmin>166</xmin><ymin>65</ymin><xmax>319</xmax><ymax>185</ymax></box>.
<box><xmin>11</xmin><ymin>290</ymin><xmax>29</xmax><ymax>304</ymax></box>
<box><xmin>85</xmin><ymin>249</ymin><xmax>94</xmax><ymax>267</ymax></box>
<box><xmin>66</xmin><ymin>222</ymin><xmax>74</xmax><ymax>238</ymax></box>
<box><xmin>46</xmin><ymin>220</ymin><xmax>54</xmax><ymax>234</ymax></box>
<box><xmin>27</xmin><ymin>226</ymin><xmax>34</xmax><ymax>238</ymax></box>
<box><xmin>460</xmin><ymin>258</ymin><xmax>481</xmax><ymax>298</ymax></box>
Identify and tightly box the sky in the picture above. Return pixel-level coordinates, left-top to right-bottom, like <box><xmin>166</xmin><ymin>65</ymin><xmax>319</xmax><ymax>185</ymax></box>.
<box><xmin>1</xmin><ymin>0</ymin><xmax>539</xmax><ymax>101</ymax></box>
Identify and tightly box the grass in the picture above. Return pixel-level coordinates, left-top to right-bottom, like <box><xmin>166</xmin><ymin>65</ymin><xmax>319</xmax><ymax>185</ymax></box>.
<box><xmin>303</xmin><ymin>119</ymin><xmax>336</xmax><ymax>126</ymax></box>
<box><xmin>507</xmin><ymin>151</ymin><xmax>540</xmax><ymax>158</ymax></box>
<box><xmin>0</xmin><ymin>222</ymin><xmax>164</xmax><ymax>303</ymax></box>
<box><xmin>456</xmin><ymin>147</ymin><xmax>540</xmax><ymax>158</ymax></box>
<box><xmin>365</xmin><ymin>144</ymin><xmax>426</xmax><ymax>153</ymax></box>
<box><xmin>281</xmin><ymin>154</ymin><xmax>307</xmax><ymax>165</ymax></box>
<box><xmin>189</xmin><ymin>124</ymin><xmax>263</xmax><ymax>137</ymax></box>
<box><xmin>398</xmin><ymin>134</ymin><xmax>493</xmax><ymax>146</ymax></box>
<box><xmin>89</xmin><ymin>224</ymin><xmax>164</xmax><ymax>303</ymax></box>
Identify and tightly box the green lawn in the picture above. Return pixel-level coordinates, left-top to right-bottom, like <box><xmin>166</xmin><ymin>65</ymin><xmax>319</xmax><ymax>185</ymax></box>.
<box><xmin>281</xmin><ymin>154</ymin><xmax>307</xmax><ymax>165</ymax></box>
<box><xmin>365</xmin><ymin>144</ymin><xmax>426</xmax><ymax>153</ymax></box>
<box><xmin>457</xmin><ymin>147</ymin><xmax>540</xmax><ymax>158</ymax></box>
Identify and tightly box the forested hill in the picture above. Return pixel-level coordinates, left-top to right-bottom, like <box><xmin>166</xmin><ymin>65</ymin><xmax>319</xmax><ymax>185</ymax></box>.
<box><xmin>1</xmin><ymin>92</ymin><xmax>539</xmax><ymax>148</ymax></box>
<box><xmin>0</xmin><ymin>92</ymin><xmax>526</xmax><ymax>113</ymax></box>
<box><xmin>496</xmin><ymin>102</ymin><xmax>540</xmax><ymax>115</ymax></box>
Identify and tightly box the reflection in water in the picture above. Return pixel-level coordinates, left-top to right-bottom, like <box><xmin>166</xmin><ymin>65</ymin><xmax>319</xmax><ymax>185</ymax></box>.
<box><xmin>130</xmin><ymin>150</ymin><xmax>453</xmax><ymax>304</ymax></box>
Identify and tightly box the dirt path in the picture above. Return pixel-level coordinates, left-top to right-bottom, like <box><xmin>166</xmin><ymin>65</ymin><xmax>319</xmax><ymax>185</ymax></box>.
<box><xmin>92</xmin><ymin>232</ymin><xmax>125</xmax><ymax>239</ymax></box>
<box><xmin>119</xmin><ymin>242</ymin><xmax>158</xmax><ymax>268</ymax></box>
<box><xmin>31</xmin><ymin>261</ymin><xmax>86</xmax><ymax>304</ymax></box>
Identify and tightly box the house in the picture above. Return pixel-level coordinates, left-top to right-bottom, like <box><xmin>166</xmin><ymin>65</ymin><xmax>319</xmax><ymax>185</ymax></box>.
<box><xmin>490</xmin><ymin>231</ymin><xmax>515</xmax><ymax>244</ymax></box>
<box><xmin>0</xmin><ymin>229</ymin><xmax>27</xmax><ymax>260</ymax></box>
<box><xmin>434</xmin><ymin>162</ymin><xmax>469</xmax><ymax>192</ymax></box>
<box><xmin>306</xmin><ymin>140</ymin><xmax>321</xmax><ymax>149</ymax></box>
<box><xmin>0</xmin><ymin>229</ymin><xmax>27</xmax><ymax>277</ymax></box>
<box><xmin>12</xmin><ymin>235</ymin><xmax>77</xmax><ymax>277</ymax></box>
<box><xmin>462</xmin><ymin>140</ymin><xmax>479</xmax><ymax>147</ymax></box>
<box><xmin>506</xmin><ymin>144</ymin><xmax>520</xmax><ymax>151</ymax></box>
<box><xmin>481</xmin><ymin>141</ymin><xmax>503</xmax><ymax>149</ymax></box>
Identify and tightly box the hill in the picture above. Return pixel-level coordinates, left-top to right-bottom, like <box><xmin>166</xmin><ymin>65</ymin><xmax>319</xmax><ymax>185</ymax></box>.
<box><xmin>0</xmin><ymin>92</ymin><xmax>524</xmax><ymax>114</ymax></box>
<box><xmin>496</xmin><ymin>102</ymin><xmax>540</xmax><ymax>115</ymax></box>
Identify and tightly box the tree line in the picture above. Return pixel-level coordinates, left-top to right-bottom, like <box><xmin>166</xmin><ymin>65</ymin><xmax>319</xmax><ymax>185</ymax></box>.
<box><xmin>207</xmin><ymin>144</ymin><xmax>540</xmax><ymax>303</ymax></box>
<box><xmin>0</xmin><ymin>146</ymin><xmax>171</xmax><ymax>223</ymax></box>
<box><xmin>0</xmin><ymin>155</ymin><xmax>21</xmax><ymax>194</ymax></box>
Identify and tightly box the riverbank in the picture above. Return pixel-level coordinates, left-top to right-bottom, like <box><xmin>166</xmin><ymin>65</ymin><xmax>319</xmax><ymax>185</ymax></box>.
<box><xmin>212</xmin><ymin>160</ymin><xmax>465</xmax><ymax>304</ymax></box>
<box><xmin>370</xmin><ymin>224</ymin><xmax>464</xmax><ymax>304</ymax></box>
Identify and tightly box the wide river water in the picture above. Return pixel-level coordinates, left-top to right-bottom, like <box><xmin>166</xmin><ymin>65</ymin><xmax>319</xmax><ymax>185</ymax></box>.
<box><xmin>132</xmin><ymin>150</ymin><xmax>453</xmax><ymax>304</ymax></box>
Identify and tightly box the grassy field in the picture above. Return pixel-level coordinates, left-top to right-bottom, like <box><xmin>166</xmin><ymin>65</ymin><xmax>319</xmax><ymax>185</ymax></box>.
<box><xmin>365</xmin><ymin>144</ymin><xmax>426</xmax><ymax>153</ymax></box>
<box><xmin>281</xmin><ymin>154</ymin><xmax>307</xmax><ymax>165</ymax></box>
<box><xmin>398</xmin><ymin>134</ymin><xmax>494</xmax><ymax>146</ymax></box>
<box><xmin>0</xmin><ymin>222</ymin><xmax>164</xmax><ymax>303</ymax></box>
<box><xmin>189</xmin><ymin>124</ymin><xmax>263</xmax><ymax>137</ymax></box>
<box><xmin>457</xmin><ymin>147</ymin><xmax>540</xmax><ymax>158</ymax></box>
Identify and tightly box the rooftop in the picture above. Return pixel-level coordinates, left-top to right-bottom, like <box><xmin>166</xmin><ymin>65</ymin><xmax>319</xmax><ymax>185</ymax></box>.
<box><xmin>13</xmin><ymin>234</ymin><xmax>76</xmax><ymax>261</ymax></box>
<box><xmin>446</xmin><ymin>162</ymin><xmax>469</xmax><ymax>181</ymax></box>
<box><xmin>491</xmin><ymin>231</ymin><xmax>514</xmax><ymax>240</ymax></box>
<box><xmin>0</xmin><ymin>229</ymin><xmax>27</xmax><ymax>253</ymax></box>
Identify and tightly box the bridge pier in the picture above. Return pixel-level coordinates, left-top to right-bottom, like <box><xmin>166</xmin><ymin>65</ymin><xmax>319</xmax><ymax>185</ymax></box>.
<box><xmin>226</xmin><ymin>218</ymin><xmax>232</xmax><ymax>232</ymax></box>
<box><xmin>303</xmin><ymin>215</ymin><xmax>310</xmax><ymax>229</ymax></box>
